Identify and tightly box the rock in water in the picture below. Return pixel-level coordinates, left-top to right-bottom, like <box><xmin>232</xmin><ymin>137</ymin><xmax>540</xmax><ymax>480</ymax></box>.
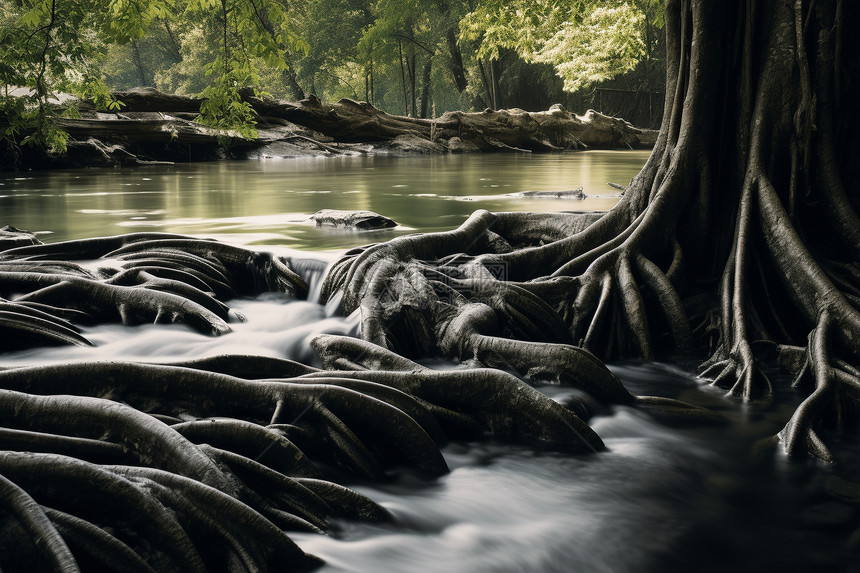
<box><xmin>0</xmin><ymin>226</ymin><xmax>41</xmax><ymax>250</ymax></box>
<box><xmin>311</xmin><ymin>209</ymin><xmax>398</xmax><ymax>230</ymax></box>
<box><xmin>509</xmin><ymin>188</ymin><xmax>587</xmax><ymax>199</ymax></box>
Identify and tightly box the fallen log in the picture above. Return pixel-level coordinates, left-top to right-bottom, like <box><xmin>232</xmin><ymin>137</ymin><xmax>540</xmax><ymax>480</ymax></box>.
<box><xmin>3</xmin><ymin>87</ymin><xmax>657</xmax><ymax>169</ymax></box>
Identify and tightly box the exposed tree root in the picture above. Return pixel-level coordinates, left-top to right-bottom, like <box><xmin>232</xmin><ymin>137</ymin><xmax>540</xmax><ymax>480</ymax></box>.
<box><xmin>314</xmin><ymin>0</ymin><xmax>860</xmax><ymax>467</ymax></box>
<box><xmin>0</xmin><ymin>232</ymin><xmax>309</xmax><ymax>342</ymax></box>
<box><xmin>0</xmin><ymin>347</ymin><xmax>607</xmax><ymax>570</ymax></box>
<box><xmin>0</xmin><ymin>472</ymin><xmax>78</xmax><ymax>573</ymax></box>
<box><xmin>2</xmin><ymin>0</ymin><xmax>860</xmax><ymax>567</ymax></box>
<box><xmin>42</xmin><ymin>506</ymin><xmax>157</xmax><ymax>573</ymax></box>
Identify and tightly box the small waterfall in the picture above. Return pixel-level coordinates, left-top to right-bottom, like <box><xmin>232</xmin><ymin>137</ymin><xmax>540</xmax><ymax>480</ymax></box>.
<box><xmin>282</xmin><ymin>254</ymin><xmax>337</xmax><ymax>304</ymax></box>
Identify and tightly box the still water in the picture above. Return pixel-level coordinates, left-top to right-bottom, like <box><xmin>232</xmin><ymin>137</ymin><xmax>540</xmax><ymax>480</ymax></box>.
<box><xmin>0</xmin><ymin>151</ymin><xmax>642</xmax><ymax>248</ymax></box>
<box><xmin>1</xmin><ymin>151</ymin><xmax>858</xmax><ymax>572</ymax></box>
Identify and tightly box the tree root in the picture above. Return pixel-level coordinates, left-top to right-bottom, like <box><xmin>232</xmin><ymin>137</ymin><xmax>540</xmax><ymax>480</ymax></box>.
<box><xmin>0</xmin><ymin>232</ymin><xmax>310</xmax><ymax>342</ymax></box>
<box><xmin>0</xmin><ymin>451</ymin><xmax>210</xmax><ymax>573</ymax></box>
<box><xmin>42</xmin><ymin>507</ymin><xmax>156</xmax><ymax>573</ymax></box>
<box><xmin>0</xmin><ymin>472</ymin><xmax>78</xmax><ymax>573</ymax></box>
<box><xmin>111</xmin><ymin>465</ymin><xmax>321</xmax><ymax>571</ymax></box>
<box><xmin>0</xmin><ymin>361</ymin><xmax>448</xmax><ymax>479</ymax></box>
<box><xmin>0</xmin><ymin>299</ymin><xmax>93</xmax><ymax>348</ymax></box>
<box><xmin>699</xmin><ymin>340</ymin><xmax>774</xmax><ymax>405</ymax></box>
<box><xmin>0</xmin><ymin>337</ymin><xmax>633</xmax><ymax>569</ymax></box>
<box><xmin>770</xmin><ymin>311</ymin><xmax>852</xmax><ymax>462</ymax></box>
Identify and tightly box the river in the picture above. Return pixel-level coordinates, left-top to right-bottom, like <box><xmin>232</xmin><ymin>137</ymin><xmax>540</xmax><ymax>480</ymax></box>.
<box><xmin>1</xmin><ymin>151</ymin><xmax>857</xmax><ymax>572</ymax></box>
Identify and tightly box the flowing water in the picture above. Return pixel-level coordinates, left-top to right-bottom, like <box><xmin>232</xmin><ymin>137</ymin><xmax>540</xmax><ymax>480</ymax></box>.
<box><xmin>1</xmin><ymin>151</ymin><xmax>859</xmax><ymax>572</ymax></box>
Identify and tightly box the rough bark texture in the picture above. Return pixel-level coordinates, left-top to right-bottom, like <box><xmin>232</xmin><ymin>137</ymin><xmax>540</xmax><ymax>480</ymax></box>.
<box><xmin>318</xmin><ymin>0</ymin><xmax>860</xmax><ymax>465</ymax></box>
<box><xmin>2</xmin><ymin>0</ymin><xmax>860</xmax><ymax>569</ymax></box>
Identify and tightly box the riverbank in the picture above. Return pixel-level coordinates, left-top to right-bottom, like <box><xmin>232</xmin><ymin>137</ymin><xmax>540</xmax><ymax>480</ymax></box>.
<box><xmin>1</xmin><ymin>87</ymin><xmax>657</xmax><ymax>171</ymax></box>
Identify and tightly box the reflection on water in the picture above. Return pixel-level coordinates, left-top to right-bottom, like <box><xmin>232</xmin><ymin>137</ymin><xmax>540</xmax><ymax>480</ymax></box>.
<box><xmin>1</xmin><ymin>152</ymin><xmax>647</xmax><ymax>249</ymax></box>
<box><xmin>2</xmin><ymin>152</ymin><xmax>859</xmax><ymax>572</ymax></box>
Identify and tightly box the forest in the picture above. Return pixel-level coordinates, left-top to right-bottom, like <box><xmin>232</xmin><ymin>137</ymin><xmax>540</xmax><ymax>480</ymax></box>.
<box><xmin>0</xmin><ymin>0</ymin><xmax>664</xmax><ymax>160</ymax></box>
<box><xmin>2</xmin><ymin>0</ymin><xmax>860</xmax><ymax>571</ymax></box>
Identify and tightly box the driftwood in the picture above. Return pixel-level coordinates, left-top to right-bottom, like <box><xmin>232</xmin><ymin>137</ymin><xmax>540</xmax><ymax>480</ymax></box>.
<box><xmin>5</xmin><ymin>87</ymin><xmax>657</xmax><ymax>168</ymax></box>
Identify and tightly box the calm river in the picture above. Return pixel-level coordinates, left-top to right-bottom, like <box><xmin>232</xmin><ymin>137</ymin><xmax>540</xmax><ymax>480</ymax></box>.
<box><xmin>1</xmin><ymin>151</ymin><xmax>857</xmax><ymax>572</ymax></box>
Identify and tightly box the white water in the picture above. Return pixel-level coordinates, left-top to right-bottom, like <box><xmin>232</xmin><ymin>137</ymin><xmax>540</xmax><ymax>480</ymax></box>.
<box><xmin>2</xmin><ymin>155</ymin><xmax>858</xmax><ymax>571</ymax></box>
<box><xmin>3</xmin><ymin>277</ymin><xmax>849</xmax><ymax>571</ymax></box>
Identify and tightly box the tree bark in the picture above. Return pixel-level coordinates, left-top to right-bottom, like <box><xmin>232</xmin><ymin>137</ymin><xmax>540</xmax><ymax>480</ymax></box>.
<box><xmin>317</xmin><ymin>0</ymin><xmax>860</xmax><ymax>464</ymax></box>
<box><xmin>445</xmin><ymin>27</ymin><xmax>467</xmax><ymax>93</ymax></box>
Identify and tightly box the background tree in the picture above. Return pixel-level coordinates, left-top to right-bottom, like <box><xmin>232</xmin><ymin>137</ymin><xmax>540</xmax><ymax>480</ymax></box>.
<box><xmin>459</xmin><ymin>0</ymin><xmax>658</xmax><ymax>110</ymax></box>
<box><xmin>0</xmin><ymin>0</ymin><xmax>307</xmax><ymax>154</ymax></box>
<box><xmin>2</xmin><ymin>0</ymin><xmax>666</xmax><ymax>158</ymax></box>
<box><xmin>358</xmin><ymin>0</ymin><xmax>462</xmax><ymax>117</ymax></box>
<box><xmin>0</xmin><ymin>0</ymin><xmax>167</xmax><ymax>156</ymax></box>
<box><xmin>181</xmin><ymin>0</ymin><xmax>306</xmax><ymax>138</ymax></box>
<box><xmin>102</xmin><ymin>17</ymin><xmax>183</xmax><ymax>89</ymax></box>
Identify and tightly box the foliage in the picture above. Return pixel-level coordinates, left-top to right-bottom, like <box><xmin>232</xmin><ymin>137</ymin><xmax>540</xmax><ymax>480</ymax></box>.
<box><xmin>102</xmin><ymin>19</ymin><xmax>183</xmax><ymax>89</ymax></box>
<box><xmin>0</xmin><ymin>0</ymin><xmax>307</xmax><ymax>157</ymax></box>
<box><xmin>176</xmin><ymin>0</ymin><xmax>307</xmax><ymax>139</ymax></box>
<box><xmin>461</xmin><ymin>0</ymin><xmax>653</xmax><ymax>93</ymax></box>
<box><xmin>0</xmin><ymin>0</ymin><xmax>165</xmax><ymax>154</ymax></box>
<box><xmin>2</xmin><ymin>0</ymin><xmax>662</xmax><ymax>157</ymax></box>
<box><xmin>459</xmin><ymin>0</ymin><xmax>573</xmax><ymax>61</ymax></box>
<box><xmin>197</xmin><ymin>60</ymin><xmax>260</xmax><ymax>141</ymax></box>
<box><xmin>153</xmin><ymin>25</ymin><xmax>213</xmax><ymax>95</ymax></box>
<box><xmin>533</xmin><ymin>3</ymin><xmax>646</xmax><ymax>92</ymax></box>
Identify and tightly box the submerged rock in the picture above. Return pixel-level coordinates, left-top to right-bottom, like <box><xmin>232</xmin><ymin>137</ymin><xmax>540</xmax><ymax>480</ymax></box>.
<box><xmin>0</xmin><ymin>226</ymin><xmax>41</xmax><ymax>250</ymax></box>
<box><xmin>509</xmin><ymin>188</ymin><xmax>587</xmax><ymax>199</ymax></box>
<box><xmin>311</xmin><ymin>209</ymin><xmax>398</xmax><ymax>230</ymax></box>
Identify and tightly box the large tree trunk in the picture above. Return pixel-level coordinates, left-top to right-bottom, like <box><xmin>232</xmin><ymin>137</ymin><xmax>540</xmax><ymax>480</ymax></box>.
<box><xmin>445</xmin><ymin>27</ymin><xmax>467</xmax><ymax>93</ymax></box>
<box><xmin>319</xmin><ymin>0</ymin><xmax>860</xmax><ymax>463</ymax></box>
<box><xmin>3</xmin><ymin>1</ymin><xmax>858</xmax><ymax>567</ymax></box>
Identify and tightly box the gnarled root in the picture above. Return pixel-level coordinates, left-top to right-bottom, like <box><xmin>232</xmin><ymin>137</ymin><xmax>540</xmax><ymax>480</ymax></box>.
<box><xmin>0</xmin><ymin>361</ymin><xmax>448</xmax><ymax>479</ymax></box>
<box><xmin>772</xmin><ymin>311</ymin><xmax>859</xmax><ymax>463</ymax></box>
<box><xmin>0</xmin><ymin>472</ymin><xmax>78</xmax><ymax>573</ymax></box>
<box><xmin>0</xmin><ymin>359</ymin><xmax>438</xmax><ymax>570</ymax></box>
<box><xmin>0</xmin><ymin>451</ymin><xmax>324</xmax><ymax>573</ymax></box>
<box><xmin>0</xmin><ymin>233</ymin><xmax>310</xmax><ymax>346</ymax></box>
<box><xmin>310</xmin><ymin>334</ymin><xmax>606</xmax><ymax>453</ymax></box>
<box><xmin>0</xmin><ymin>298</ymin><xmax>93</xmax><ymax>348</ymax></box>
<box><xmin>699</xmin><ymin>340</ymin><xmax>774</xmax><ymax>405</ymax></box>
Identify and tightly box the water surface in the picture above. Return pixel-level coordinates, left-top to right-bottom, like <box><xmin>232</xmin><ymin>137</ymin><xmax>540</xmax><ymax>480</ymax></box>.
<box><xmin>1</xmin><ymin>151</ymin><xmax>646</xmax><ymax>248</ymax></box>
<box><xmin>1</xmin><ymin>151</ymin><xmax>858</xmax><ymax>572</ymax></box>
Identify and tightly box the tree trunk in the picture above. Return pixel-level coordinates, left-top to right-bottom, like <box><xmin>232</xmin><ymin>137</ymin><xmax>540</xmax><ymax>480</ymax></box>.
<box><xmin>4</xmin><ymin>88</ymin><xmax>657</xmax><ymax>168</ymax></box>
<box><xmin>477</xmin><ymin>58</ymin><xmax>493</xmax><ymax>109</ymax></box>
<box><xmin>408</xmin><ymin>53</ymin><xmax>417</xmax><ymax>117</ymax></box>
<box><xmin>130</xmin><ymin>40</ymin><xmax>149</xmax><ymax>87</ymax></box>
<box><xmin>490</xmin><ymin>58</ymin><xmax>501</xmax><ymax>110</ymax></box>
<box><xmin>419</xmin><ymin>59</ymin><xmax>432</xmax><ymax>119</ymax></box>
<box><xmin>318</xmin><ymin>0</ymin><xmax>860</xmax><ymax>464</ymax></box>
<box><xmin>280</xmin><ymin>60</ymin><xmax>305</xmax><ymax>101</ymax></box>
<box><xmin>445</xmin><ymin>27</ymin><xmax>467</xmax><ymax>93</ymax></box>
<box><xmin>398</xmin><ymin>41</ymin><xmax>408</xmax><ymax>116</ymax></box>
